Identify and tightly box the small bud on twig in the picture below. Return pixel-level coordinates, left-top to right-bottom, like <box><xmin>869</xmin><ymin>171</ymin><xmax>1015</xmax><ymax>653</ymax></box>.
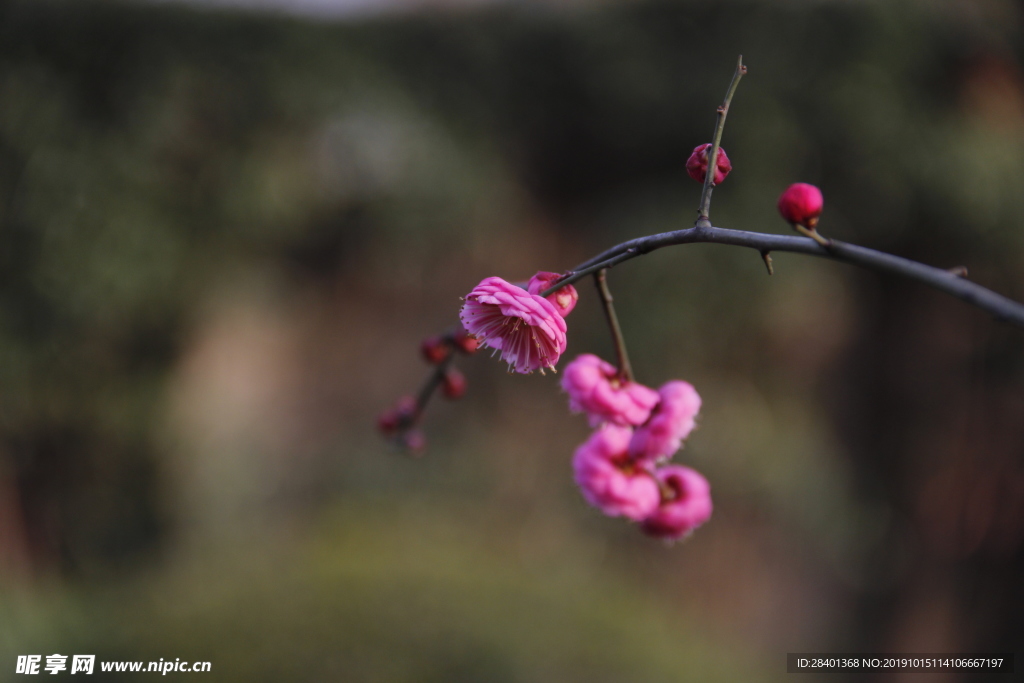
<box><xmin>686</xmin><ymin>144</ymin><xmax>733</xmax><ymax>185</ymax></box>
<box><xmin>420</xmin><ymin>336</ymin><xmax>451</xmax><ymax>364</ymax></box>
<box><xmin>441</xmin><ymin>368</ymin><xmax>467</xmax><ymax>399</ymax></box>
<box><xmin>778</xmin><ymin>183</ymin><xmax>829</xmax><ymax>247</ymax></box>
<box><xmin>452</xmin><ymin>330</ymin><xmax>479</xmax><ymax>354</ymax></box>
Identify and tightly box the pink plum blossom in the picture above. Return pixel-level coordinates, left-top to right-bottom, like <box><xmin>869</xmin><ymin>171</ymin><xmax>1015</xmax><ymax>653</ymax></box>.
<box><xmin>459</xmin><ymin>276</ymin><xmax>568</xmax><ymax>374</ymax></box>
<box><xmin>641</xmin><ymin>465</ymin><xmax>712</xmax><ymax>540</ymax></box>
<box><xmin>573</xmin><ymin>425</ymin><xmax>661</xmax><ymax>521</ymax></box>
<box><xmin>527</xmin><ymin>271</ymin><xmax>578</xmax><ymax>317</ymax></box>
<box><xmin>562</xmin><ymin>354</ymin><xmax>660</xmax><ymax>427</ymax></box>
<box><xmin>629</xmin><ymin>380</ymin><xmax>701</xmax><ymax>462</ymax></box>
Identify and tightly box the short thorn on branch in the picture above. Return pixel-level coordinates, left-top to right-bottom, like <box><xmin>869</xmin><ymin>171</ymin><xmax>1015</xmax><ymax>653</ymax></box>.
<box><xmin>761</xmin><ymin>250</ymin><xmax>774</xmax><ymax>276</ymax></box>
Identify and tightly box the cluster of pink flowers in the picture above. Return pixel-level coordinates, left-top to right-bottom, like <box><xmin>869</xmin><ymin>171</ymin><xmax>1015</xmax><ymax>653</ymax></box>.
<box><xmin>456</xmin><ymin>268</ymin><xmax>711</xmax><ymax>541</ymax></box>
<box><xmin>564</xmin><ymin>355</ymin><xmax>711</xmax><ymax>541</ymax></box>
<box><xmin>397</xmin><ymin>145</ymin><xmax>829</xmax><ymax>541</ymax></box>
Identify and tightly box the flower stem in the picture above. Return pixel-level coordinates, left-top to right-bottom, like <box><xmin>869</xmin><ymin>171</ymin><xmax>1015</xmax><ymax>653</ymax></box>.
<box><xmin>696</xmin><ymin>55</ymin><xmax>746</xmax><ymax>224</ymax></box>
<box><xmin>594</xmin><ymin>269</ymin><xmax>634</xmax><ymax>383</ymax></box>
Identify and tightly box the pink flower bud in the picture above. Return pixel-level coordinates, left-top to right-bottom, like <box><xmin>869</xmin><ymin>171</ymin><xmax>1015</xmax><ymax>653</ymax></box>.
<box><xmin>527</xmin><ymin>271</ymin><xmax>578</xmax><ymax>318</ymax></box>
<box><xmin>573</xmin><ymin>425</ymin><xmax>661</xmax><ymax>521</ymax></box>
<box><xmin>777</xmin><ymin>183</ymin><xmax>823</xmax><ymax>229</ymax></box>
<box><xmin>641</xmin><ymin>465</ymin><xmax>712</xmax><ymax>541</ymax></box>
<box><xmin>441</xmin><ymin>368</ymin><xmax>467</xmax><ymax>399</ymax></box>
<box><xmin>686</xmin><ymin>143</ymin><xmax>732</xmax><ymax>185</ymax></box>
<box><xmin>420</xmin><ymin>336</ymin><xmax>451</xmax><ymax>364</ymax></box>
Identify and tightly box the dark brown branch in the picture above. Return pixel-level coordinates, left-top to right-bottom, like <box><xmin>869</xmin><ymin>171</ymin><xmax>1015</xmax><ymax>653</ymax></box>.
<box><xmin>416</xmin><ymin>352</ymin><xmax>455</xmax><ymax>416</ymax></box>
<box><xmin>541</xmin><ymin>224</ymin><xmax>1024</xmax><ymax>328</ymax></box>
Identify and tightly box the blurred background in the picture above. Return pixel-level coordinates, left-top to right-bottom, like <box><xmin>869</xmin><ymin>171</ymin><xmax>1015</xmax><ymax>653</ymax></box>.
<box><xmin>1</xmin><ymin>0</ymin><xmax>1023</xmax><ymax>680</ymax></box>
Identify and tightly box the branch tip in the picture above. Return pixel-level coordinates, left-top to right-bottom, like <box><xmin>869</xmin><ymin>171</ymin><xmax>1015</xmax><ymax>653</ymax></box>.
<box><xmin>697</xmin><ymin>57</ymin><xmax>747</xmax><ymax>220</ymax></box>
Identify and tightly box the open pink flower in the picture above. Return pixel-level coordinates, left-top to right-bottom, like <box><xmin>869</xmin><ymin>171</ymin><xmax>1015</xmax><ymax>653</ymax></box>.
<box><xmin>641</xmin><ymin>465</ymin><xmax>712</xmax><ymax>540</ymax></box>
<box><xmin>562</xmin><ymin>354</ymin><xmax>660</xmax><ymax>427</ymax></box>
<box><xmin>629</xmin><ymin>380</ymin><xmax>701</xmax><ymax>462</ymax></box>
<box><xmin>527</xmin><ymin>271</ymin><xmax>578</xmax><ymax>318</ymax></box>
<box><xmin>573</xmin><ymin>425</ymin><xmax>660</xmax><ymax>521</ymax></box>
<box><xmin>459</xmin><ymin>277</ymin><xmax>567</xmax><ymax>374</ymax></box>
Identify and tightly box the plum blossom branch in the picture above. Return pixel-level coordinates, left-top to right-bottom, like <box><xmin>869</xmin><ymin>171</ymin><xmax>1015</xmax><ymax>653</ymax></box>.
<box><xmin>378</xmin><ymin>330</ymin><xmax>474</xmax><ymax>454</ymax></box>
<box><xmin>384</xmin><ymin>55</ymin><xmax>1024</xmax><ymax>468</ymax></box>
<box><xmin>541</xmin><ymin>224</ymin><xmax>1024</xmax><ymax>328</ymax></box>
<box><xmin>697</xmin><ymin>54</ymin><xmax>746</xmax><ymax>223</ymax></box>
<box><xmin>594</xmin><ymin>269</ymin><xmax>634</xmax><ymax>383</ymax></box>
<box><xmin>545</xmin><ymin>55</ymin><xmax>1024</xmax><ymax>329</ymax></box>
<box><xmin>416</xmin><ymin>351</ymin><xmax>456</xmax><ymax>414</ymax></box>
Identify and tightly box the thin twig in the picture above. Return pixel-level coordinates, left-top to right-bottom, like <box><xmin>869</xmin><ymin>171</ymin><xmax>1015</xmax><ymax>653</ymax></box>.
<box><xmin>594</xmin><ymin>269</ymin><xmax>634</xmax><ymax>383</ymax></box>
<box><xmin>539</xmin><ymin>249</ymin><xmax>636</xmax><ymax>298</ymax></box>
<box><xmin>415</xmin><ymin>352</ymin><xmax>455</xmax><ymax>416</ymax></box>
<box><xmin>696</xmin><ymin>55</ymin><xmax>747</xmax><ymax>224</ymax></box>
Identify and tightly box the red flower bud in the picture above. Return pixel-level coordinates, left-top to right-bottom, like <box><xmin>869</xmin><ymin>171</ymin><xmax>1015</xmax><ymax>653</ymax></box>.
<box><xmin>441</xmin><ymin>368</ymin><xmax>467</xmax><ymax>399</ymax></box>
<box><xmin>376</xmin><ymin>408</ymin><xmax>400</xmax><ymax>435</ymax></box>
<box><xmin>686</xmin><ymin>143</ymin><xmax>732</xmax><ymax>185</ymax></box>
<box><xmin>420</xmin><ymin>336</ymin><xmax>450</xmax><ymax>364</ymax></box>
<box><xmin>377</xmin><ymin>395</ymin><xmax>418</xmax><ymax>436</ymax></box>
<box><xmin>452</xmin><ymin>330</ymin><xmax>479</xmax><ymax>354</ymax></box>
<box><xmin>777</xmin><ymin>183</ymin><xmax>823</xmax><ymax>229</ymax></box>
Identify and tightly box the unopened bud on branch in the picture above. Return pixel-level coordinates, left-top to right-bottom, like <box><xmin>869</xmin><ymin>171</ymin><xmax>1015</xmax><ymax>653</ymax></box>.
<box><xmin>452</xmin><ymin>330</ymin><xmax>479</xmax><ymax>354</ymax></box>
<box><xmin>442</xmin><ymin>368</ymin><xmax>467</xmax><ymax>399</ymax></box>
<box><xmin>778</xmin><ymin>183</ymin><xmax>823</xmax><ymax>230</ymax></box>
<box><xmin>376</xmin><ymin>409</ymin><xmax>400</xmax><ymax>435</ymax></box>
<box><xmin>686</xmin><ymin>143</ymin><xmax>732</xmax><ymax>185</ymax></box>
<box><xmin>376</xmin><ymin>395</ymin><xmax>417</xmax><ymax>435</ymax></box>
<box><xmin>420</xmin><ymin>336</ymin><xmax>451</xmax><ymax>364</ymax></box>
